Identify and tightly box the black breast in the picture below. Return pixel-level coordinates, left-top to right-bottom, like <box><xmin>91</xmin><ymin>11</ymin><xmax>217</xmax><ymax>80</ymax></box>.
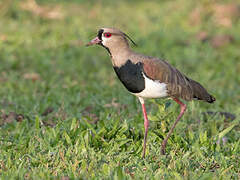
<box><xmin>113</xmin><ymin>60</ymin><xmax>145</xmax><ymax>93</ymax></box>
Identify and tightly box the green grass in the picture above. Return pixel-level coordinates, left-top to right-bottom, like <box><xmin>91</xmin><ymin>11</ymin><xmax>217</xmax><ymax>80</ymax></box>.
<box><xmin>0</xmin><ymin>0</ymin><xmax>240</xmax><ymax>179</ymax></box>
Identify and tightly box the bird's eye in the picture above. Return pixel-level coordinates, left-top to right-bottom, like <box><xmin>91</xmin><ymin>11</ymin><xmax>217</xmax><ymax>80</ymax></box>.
<box><xmin>104</xmin><ymin>33</ymin><xmax>112</xmax><ymax>38</ymax></box>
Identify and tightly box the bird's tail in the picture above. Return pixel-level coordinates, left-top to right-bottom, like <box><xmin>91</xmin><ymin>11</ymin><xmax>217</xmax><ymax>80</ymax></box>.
<box><xmin>190</xmin><ymin>79</ymin><xmax>216</xmax><ymax>103</ymax></box>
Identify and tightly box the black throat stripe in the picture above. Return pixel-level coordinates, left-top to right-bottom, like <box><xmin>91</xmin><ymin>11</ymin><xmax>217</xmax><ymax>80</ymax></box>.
<box><xmin>113</xmin><ymin>60</ymin><xmax>145</xmax><ymax>93</ymax></box>
<box><xmin>98</xmin><ymin>29</ymin><xmax>104</xmax><ymax>40</ymax></box>
<box><xmin>97</xmin><ymin>29</ymin><xmax>112</xmax><ymax>56</ymax></box>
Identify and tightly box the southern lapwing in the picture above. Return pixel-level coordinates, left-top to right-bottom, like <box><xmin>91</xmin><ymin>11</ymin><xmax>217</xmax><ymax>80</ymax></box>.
<box><xmin>86</xmin><ymin>28</ymin><xmax>216</xmax><ymax>157</ymax></box>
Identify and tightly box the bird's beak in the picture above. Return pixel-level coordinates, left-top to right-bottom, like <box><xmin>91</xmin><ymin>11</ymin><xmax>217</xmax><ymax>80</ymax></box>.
<box><xmin>86</xmin><ymin>36</ymin><xmax>102</xmax><ymax>46</ymax></box>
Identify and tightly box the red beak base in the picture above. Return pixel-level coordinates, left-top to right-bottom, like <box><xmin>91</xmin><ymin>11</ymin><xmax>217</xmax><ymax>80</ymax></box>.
<box><xmin>86</xmin><ymin>37</ymin><xmax>102</xmax><ymax>46</ymax></box>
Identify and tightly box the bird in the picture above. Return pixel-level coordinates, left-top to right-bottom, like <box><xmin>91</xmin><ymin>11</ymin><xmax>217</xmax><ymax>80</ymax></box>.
<box><xmin>86</xmin><ymin>28</ymin><xmax>216</xmax><ymax>158</ymax></box>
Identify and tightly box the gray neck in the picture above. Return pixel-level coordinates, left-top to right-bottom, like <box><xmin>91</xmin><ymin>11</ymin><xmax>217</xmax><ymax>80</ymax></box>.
<box><xmin>110</xmin><ymin>47</ymin><xmax>133</xmax><ymax>67</ymax></box>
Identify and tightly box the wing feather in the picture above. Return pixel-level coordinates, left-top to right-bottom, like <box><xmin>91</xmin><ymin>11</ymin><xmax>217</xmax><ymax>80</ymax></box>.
<box><xmin>142</xmin><ymin>58</ymin><xmax>215</xmax><ymax>102</ymax></box>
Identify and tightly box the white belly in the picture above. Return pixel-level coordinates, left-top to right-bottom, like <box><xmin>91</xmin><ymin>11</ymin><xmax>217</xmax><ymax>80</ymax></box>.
<box><xmin>133</xmin><ymin>74</ymin><xmax>168</xmax><ymax>99</ymax></box>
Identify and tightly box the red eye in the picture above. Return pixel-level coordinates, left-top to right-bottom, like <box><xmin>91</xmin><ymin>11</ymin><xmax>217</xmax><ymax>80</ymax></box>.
<box><xmin>104</xmin><ymin>33</ymin><xmax>112</xmax><ymax>38</ymax></box>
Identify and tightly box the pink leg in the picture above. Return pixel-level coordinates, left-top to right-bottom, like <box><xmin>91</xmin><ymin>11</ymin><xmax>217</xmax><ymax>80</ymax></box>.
<box><xmin>141</xmin><ymin>103</ymin><xmax>149</xmax><ymax>158</ymax></box>
<box><xmin>160</xmin><ymin>98</ymin><xmax>187</xmax><ymax>155</ymax></box>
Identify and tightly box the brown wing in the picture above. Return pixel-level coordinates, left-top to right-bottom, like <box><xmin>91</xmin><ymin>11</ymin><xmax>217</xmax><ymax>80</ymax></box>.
<box><xmin>142</xmin><ymin>58</ymin><xmax>215</xmax><ymax>103</ymax></box>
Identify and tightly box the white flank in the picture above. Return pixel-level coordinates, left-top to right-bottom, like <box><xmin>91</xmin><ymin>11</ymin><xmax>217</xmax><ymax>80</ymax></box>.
<box><xmin>134</xmin><ymin>74</ymin><xmax>168</xmax><ymax>99</ymax></box>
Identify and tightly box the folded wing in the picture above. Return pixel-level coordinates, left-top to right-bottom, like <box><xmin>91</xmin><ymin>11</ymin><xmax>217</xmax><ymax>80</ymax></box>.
<box><xmin>142</xmin><ymin>58</ymin><xmax>215</xmax><ymax>103</ymax></box>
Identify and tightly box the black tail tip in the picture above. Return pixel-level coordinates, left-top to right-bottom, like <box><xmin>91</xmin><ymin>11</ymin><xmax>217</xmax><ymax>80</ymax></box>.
<box><xmin>207</xmin><ymin>95</ymin><xmax>216</xmax><ymax>103</ymax></box>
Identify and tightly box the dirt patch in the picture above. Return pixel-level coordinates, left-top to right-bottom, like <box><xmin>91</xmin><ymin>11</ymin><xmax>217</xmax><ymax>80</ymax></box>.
<box><xmin>81</xmin><ymin>106</ymin><xmax>99</xmax><ymax>124</ymax></box>
<box><xmin>0</xmin><ymin>111</ymin><xmax>25</xmax><ymax>126</ymax></box>
<box><xmin>23</xmin><ymin>72</ymin><xmax>41</xmax><ymax>81</ymax></box>
<box><xmin>210</xmin><ymin>35</ymin><xmax>234</xmax><ymax>48</ymax></box>
<box><xmin>41</xmin><ymin>107</ymin><xmax>54</xmax><ymax>116</ymax></box>
<box><xmin>202</xmin><ymin>111</ymin><xmax>236</xmax><ymax>121</ymax></box>
<box><xmin>20</xmin><ymin>0</ymin><xmax>64</xmax><ymax>19</ymax></box>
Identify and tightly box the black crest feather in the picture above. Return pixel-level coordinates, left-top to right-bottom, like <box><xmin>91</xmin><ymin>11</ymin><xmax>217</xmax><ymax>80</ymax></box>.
<box><xmin>123</xmin><ymin>33</ymin><xmax>137</xmax><ymax>46</ymax></box>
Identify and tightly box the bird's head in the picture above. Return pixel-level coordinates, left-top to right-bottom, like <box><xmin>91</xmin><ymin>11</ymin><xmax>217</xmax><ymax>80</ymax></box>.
<box><xmin>86</xmin><ymin>28</ymin><xmax>136</xmax><ymax>51</ymax></box>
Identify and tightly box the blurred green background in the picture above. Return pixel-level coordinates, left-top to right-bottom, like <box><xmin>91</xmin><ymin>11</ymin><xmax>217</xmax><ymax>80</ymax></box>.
<box><xmin>0</xmin><ymin>0</ymin><xmax>239</xmax><ymax>179</ymax></box>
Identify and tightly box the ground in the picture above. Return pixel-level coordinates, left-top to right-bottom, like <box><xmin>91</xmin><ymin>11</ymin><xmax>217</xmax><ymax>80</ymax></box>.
<box><xmin>0</xmin><ymin>0</ymin><xmax>240</xmax><ymax>179</ymax></box>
